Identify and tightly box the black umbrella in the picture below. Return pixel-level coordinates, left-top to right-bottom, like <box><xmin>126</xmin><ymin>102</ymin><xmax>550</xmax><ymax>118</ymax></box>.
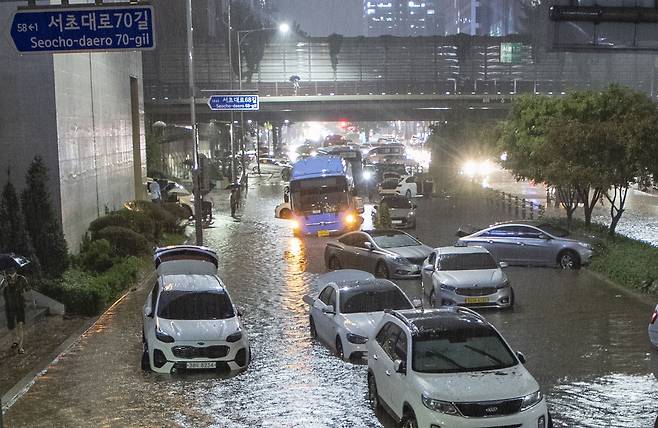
<box><xmin>0</xmin><ymin>254</ymin><xmax>30</xmax><ymax>272</ymax></box>
<box><xmin>289</xmin><ymin>75</ymin><xmax>300</xmax><ymax>83</ymax></box>
<box><xmin>224</xmin><ymin>182</ymin><xmax>240</xmax><ymax>190</ymax></box>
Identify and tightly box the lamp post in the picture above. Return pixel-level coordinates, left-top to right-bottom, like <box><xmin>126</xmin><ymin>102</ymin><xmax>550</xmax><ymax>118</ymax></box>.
<box><xmin>236</xmin><ymin>23</ymin><xmax>289</xmax><ymax>176</ymax></box>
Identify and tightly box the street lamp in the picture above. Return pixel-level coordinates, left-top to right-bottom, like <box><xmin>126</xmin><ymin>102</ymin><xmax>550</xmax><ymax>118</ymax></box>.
<box><xmin>236</xmin><ymin>23</ymin><xmax>289</xmax><ymax>176</ymax></box>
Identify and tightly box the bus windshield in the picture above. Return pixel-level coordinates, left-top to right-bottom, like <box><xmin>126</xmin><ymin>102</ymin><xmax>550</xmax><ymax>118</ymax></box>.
<box><xmin>290</xmin><ymin>176</ymin><xmax>350</xmax><ymax>214</ymax></box>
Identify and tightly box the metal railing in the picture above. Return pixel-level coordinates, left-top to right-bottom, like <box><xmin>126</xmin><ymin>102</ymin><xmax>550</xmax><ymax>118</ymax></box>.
<box><xmin>486</xmin><ymin>189</ymin><xmax>546</xmax><ymax>220</ymax></box>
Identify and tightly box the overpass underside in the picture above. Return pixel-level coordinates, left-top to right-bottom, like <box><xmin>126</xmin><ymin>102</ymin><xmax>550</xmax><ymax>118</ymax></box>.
<box><xmin>147</xmin><ymin>94</ymin><xmax>513</xmax><ymax>123</ymax></box>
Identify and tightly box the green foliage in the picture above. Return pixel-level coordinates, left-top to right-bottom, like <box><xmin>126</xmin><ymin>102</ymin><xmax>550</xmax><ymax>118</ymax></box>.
<box><xmin>374</xmin><ymin>202</ymin><xmax>392</xmax><ymax>229</ymax></box>
<box><xmin>89</xmin><ymin>210</ymin><xmax>157</xmax><ymax>241</ymax></box>
<box><xmin>20</xmin><ymin>157</ymin><xmax>69</xmax><ymax>277</ymax></box>
<box><xmin>124</xmin><ymin>200</ymin><xmax>183</xmax><ymax>235</ymax></box>
<box><xmin>162</xmin><ymin>202</ymin><xmax>189</xmax><ymax>221</ymax></box>
<box><xmin>94</xmin><ymin>226</ymin><xmax>150</xmax><ymax>257</ymax></box>
<box><xmin>78</xmin><ymin>239</ymin><xmax>114</xmax><ymax>273</ymax></box>
<box><xmin>0</xmin><ymin>179</ymin><xmax>38</xmax><ymax>267</ymax></box>
<box><xmin>38</xmin><ymin>257</ymin><xmax>145</xmax><ymax>315</ymax></box>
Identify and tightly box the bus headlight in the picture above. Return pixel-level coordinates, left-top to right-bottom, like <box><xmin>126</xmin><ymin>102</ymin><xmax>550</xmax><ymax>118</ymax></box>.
<box><xmin>344</xmin><ymin>214</ymin><xmax>356</xmax><ymax>225</ymax></box>
<box><xmin>291</xmin><ymin>220</ymin><xmax>300</xmax><ymax>230</ymax></box>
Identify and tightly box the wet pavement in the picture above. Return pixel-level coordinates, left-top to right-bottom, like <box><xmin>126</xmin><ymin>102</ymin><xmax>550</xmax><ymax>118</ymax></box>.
<box><xmin>5</xmin><ymin>175</ymin><xmax>658</xmax><ymax>427</ymax></box>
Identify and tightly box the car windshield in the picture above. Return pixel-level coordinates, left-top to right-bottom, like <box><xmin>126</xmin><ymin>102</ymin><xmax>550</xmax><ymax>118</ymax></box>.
<box><xmin>157</xmin><ymin>290</ymin><xmax>235</xmax><ymax>320</ymax></box>
<box><xmin>340</xmin><ymin>288</ymin><xmax>413</xmax><ymax>314</ymax></box>
<box><xmin>537</xmin><ymin>224</ymin><xmax>569</xmax><ymax>238</ymax></box>
<box><xmin>437</xmin><ymin>253</ymin><xmax>498</xmax><ymax>270</ymax></box>
<box><xmin>290</xmin><ymin>177</ymin><xmax>350</xmax><ymax>214</ymax></box>
<box><xmin>382</xmin><ymin>197</ymin><xmax>411</xmax><ymax>209</ymax></box>
<box><xmin>412</xmin><ymin>325</ymin><xmax>517</xmax><ymax>373</ymax></box>
<box><xmin>370</xmin><ymin>231</ymin><xmax>420</xmax><ymax>248</ymax></box>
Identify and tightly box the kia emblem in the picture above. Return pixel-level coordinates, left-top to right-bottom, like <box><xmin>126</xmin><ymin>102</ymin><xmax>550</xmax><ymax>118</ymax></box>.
<box><xmin>197</xmin><ymin>342</ymin><xmax>205</xmax><ymax>346</ymax></box>
<box><xmin>485</xmin><ymin>406</ymin><xmax>498</xmax><ymax>413</ymax></box>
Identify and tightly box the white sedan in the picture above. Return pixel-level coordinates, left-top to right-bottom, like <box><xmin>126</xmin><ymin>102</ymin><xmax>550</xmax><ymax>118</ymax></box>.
<box><xmin>379</xmin><ymin>175</ymin><xmax>418</xmax><ymax>198</ymax></box>
<box><xmin>302</xmin><ymin>269</ymin><xmax>418</xmax><ymax>361</ymax></box>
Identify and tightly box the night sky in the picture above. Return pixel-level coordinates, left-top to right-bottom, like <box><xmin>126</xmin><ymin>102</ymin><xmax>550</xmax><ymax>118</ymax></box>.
<box><xmin>273</xmin><ymin>0</ymin><xmax>365</xmax><ymax>36</ymax></box>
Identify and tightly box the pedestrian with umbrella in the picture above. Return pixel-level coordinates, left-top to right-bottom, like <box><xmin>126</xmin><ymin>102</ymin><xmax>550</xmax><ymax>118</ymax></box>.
<box><xmin>0</xmin><ymin>254</ymin><xmax>30</xmax><ymax>354</ymax></box>
<box><xmin>225</xmin><ymin>182</ymin><xmax>240</xmax><ymax>218</ymax></box>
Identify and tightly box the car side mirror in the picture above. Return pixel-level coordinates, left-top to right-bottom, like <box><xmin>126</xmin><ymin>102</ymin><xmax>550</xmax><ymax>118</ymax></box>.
<box><xmin>322</xmin><ymin>305</ymin><xmax>335</xmax><ymax>315</ymax></box>
<box><xmin>234</xmin><ymin>305</ymin><xmax>244</xmax><ymax>317</ymax></box>
<box><xmin>364</xmin><ymin>242</ymin><xmax>373</xmax><ymax>250</ymax></box>
<box><xmin>517</xmin><ymin>351</ymin><xmax>526</xmax><ymax>364</ymax></box>
<box><xmin>412</xmin><ymin>298</ymin><xmax>422</xmax><ymax>308</ymax></box>
<box><xmin>394</xmin><ymin>359</ymin><xmax>407</xmax><ymax>374</ymax></box>
<box><xmin>538</xmin><ymin>233</ymin><xmax>550</xmax><ymax>240</ymax></box>
<box><xmin>143</xmin><ymin>306</ymin><xmax>153</xmax><ymax>318</ymax></box>
<box><xmin>499</xmin><ymin>261</ymin><xmax>509</xmax><ymax>269</ymax></box>
<box><xmin>423</xmin><ymin>264</ymin><xmax>434</xmax><ymax>271</ymax></box>
<box><xmin>302</xmin><ymin>295</ymin><xmax>315</xmax><ymax>305</ymax></box>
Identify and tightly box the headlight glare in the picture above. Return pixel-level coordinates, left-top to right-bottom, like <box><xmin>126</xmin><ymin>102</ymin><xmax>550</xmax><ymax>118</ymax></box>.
<box><xmin>520</xmin><ymin>390</ymin><xmax>543</xmax><ymax>411</ymax></box>
<box><xmin>421</xmin><ymin>394</ymin><xmax>460</xmax><ymax>415</ymax></box>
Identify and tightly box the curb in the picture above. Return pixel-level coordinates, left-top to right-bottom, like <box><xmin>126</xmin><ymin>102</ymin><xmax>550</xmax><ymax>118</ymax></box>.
<box><xmin>1</xmin><ymin>271</ymin><xmax>155</xmax><ymax>414</ymax></box>
<box><xmin>583</xmin><ymin>267</ymin><xmax>656</xmax><ymax>309</ymax></box>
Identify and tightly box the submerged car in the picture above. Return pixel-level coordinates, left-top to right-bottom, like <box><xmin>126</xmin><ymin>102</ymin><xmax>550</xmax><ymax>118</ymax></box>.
<box><xmin>367</xmin><ymin>308</ymin><xmax>550</xmax><ymax>428</ymax></box>
<box><xmin>142</xmin><ymin>246</ymin><xmax>250</xmax><ymax>374</ymax></box>
<box><xmin>372</xmin><ymin>195</ymin><xmax>417</xmax><ymax>229</ymax></box>
<box><xmin>324</xmin><ymin>229</ymin><xmax>432</xmax><ymax>279</ymax></box>
<box><xmin>421</xmin><ymin>246</ymin><xmax>513</xmax><ymax>309</ymax></box>
<box><xmin>303</xmin><ymin>270</ymin><xmax>417</xmax><ymax>361</ymax></box>
<box><xmin>456</xmin><ymin>221</ymin><xmax>594</xmax><ymax>269</ymax></box>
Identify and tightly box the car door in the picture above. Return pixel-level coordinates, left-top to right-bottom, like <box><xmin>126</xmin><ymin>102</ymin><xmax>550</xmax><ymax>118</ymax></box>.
<box><xmin>388</xmin><ymin>328</ymin><xmax>410</xmax><ymax>419</ymax></box>
<box><xmin>336</xmin><ymin>234</ymin><xmax>358</xmax><ymax>269</ymax></box>
<box><xmin>351</xmin><ymin>233</ymin><xmax>373</xmax><ymax>271</ymax></box>
<box><xmin>377</xmin><ymin>322</ymin><xmax>404</xmax><ymax>409</ymax></box>
<box><xmin>512</xmin><ymin>226</ymin><xmax>552</xmax><ymax>265</ymax></box>
<box><xmin>372</xmin><ymin>322</ymin><xmax>395</xmax><ymax>406</ymax></box>
<box><xmin>143</xmin><ymin>280</ymin><xmax>159</xmax><ymax>338</ymax></box>
<box><xmin>472</xmin><ymin>226</ymin><xmax>520</xmax><ymax>263</ymax></box>
<box><xmin>421</xmin><ymin>251</ymin><xmax>436</xmax><ymax>296</ymax></box>
<box><xmin>313</xmin><ymin>286</ymin><xmax>336</xmax><ymax>344</ymax></box>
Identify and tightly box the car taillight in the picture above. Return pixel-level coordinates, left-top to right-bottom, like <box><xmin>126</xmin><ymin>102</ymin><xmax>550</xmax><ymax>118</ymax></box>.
<box><xmin>651</xmin><ymin>311</ymin><xmax>657</xmax><ymax>325</ymax></box>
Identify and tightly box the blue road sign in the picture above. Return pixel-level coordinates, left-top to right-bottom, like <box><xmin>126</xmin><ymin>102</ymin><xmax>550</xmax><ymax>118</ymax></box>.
<box><xmin>208</xmin><ymin>95</ymin><xmax>260</xmax><ymax>111</ymax></box>
<box><xmin>9</xmin><ymin>5</ymin><xmax>155</xmax><ymax>54</ymax></box>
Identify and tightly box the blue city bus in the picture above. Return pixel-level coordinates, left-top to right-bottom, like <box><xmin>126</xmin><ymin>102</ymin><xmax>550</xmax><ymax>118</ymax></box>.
<box><xmin>317</xmin><ymin>145</ymin><xmax>364</xmax><ymax>187</ymax></box>
<box><xmin>289</xmin><ymin>155</ymin><xmax>362</xmax><ymax>237</ymax></box>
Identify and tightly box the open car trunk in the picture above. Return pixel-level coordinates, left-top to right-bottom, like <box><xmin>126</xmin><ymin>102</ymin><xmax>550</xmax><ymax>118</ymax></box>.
<box><xmin>154</xmin><ymin>245</ymin><xmax>218</xmax><ymax>275</ymax></box>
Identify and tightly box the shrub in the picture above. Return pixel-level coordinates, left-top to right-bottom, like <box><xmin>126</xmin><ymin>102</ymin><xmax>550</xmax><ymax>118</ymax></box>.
<box><xmin>124</xmin><ymin>200</ymin><xmax>183</xmax><ymax>234</ymax></box>
<box><xmin>374</xmin><ymin>201</ymin><xmax>392</xmax><ymax>229</ymax></box>
<box><xmin>94</xmin><ymin>226</ymin><xmax>150</xmax><ymax>257</ymax></box>
<box><xmin>89</xmin><ymin>210</ymin><xmax>157</xmax><ymax>241</ymax></box>
<box><xmin>79</xmin><ymin>239</ymin><xmax>114</xmax><ymax>273</ymax></box>
<box><xmin>162</xmin><ymin>202</ymin><xmax>190</xmax><ymax>222</ymax></box>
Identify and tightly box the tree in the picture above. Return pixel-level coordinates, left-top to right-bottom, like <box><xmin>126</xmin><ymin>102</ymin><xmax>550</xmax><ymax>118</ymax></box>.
<box><xmin>21</xmin><ymin>157</ymin><xmax>69</xmax><ymax>277</ymax></box>
<box><xmin>0</xmin><ymin>178</ymin><xmax>37</xmax><ymax>266</ymax></box>
<box><xmin>374</xmin><ymin>201</ymin><xmax>392</xmax><ymax>229</ymax></box>
<box><xmin>327</xmin><ymin>33</ymin><xmax>343</xmax><ymax>80</ymax></box>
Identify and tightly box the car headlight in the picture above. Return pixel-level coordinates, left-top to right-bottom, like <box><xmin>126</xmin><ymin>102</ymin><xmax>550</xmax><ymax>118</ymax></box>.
<box><xmin>440</xmin><ymin>283</ymin><xmax>456</xmax><ymax>291</ymax></box>
<box><xmin>344</xmin><ymin>214</ymin><xmax>357</xmax><ymax>225</ymax></box>
<box><xmin>226</xmin><ymin>331</ymin><xmax>243</xmax><ymax>343</ymax></box>
<box><xmin>155</xmin><ymin>326</ymin><xmax>175</xmax><ymax>343</ymax></box>
<box><xmin>407</xmin><ymin>211</ymin><xmax>415</xmax><ymax>217</ymax></box>
<box><xmin>579</xmin><ymin>242</ymin><xmax>593</xmax><ymax>250</ymax></box>
<box><xmin>520</xmin><ymin>390</ymin><xmax>543</xmax><ymax>411</ymax></box>
<box><xmin>346</xmin><ymin>333</ymin><xmax>368</xmax><ymax>344</ymax></box>
<box><xmin>497</xmin><ymin>279</ymin><xmax>510</xmax><ymax>289</ymax></box>
<box><xmin>421</xmin><ymin>394</ymin><xmax>460</xmax><ymax>415</ymax></box>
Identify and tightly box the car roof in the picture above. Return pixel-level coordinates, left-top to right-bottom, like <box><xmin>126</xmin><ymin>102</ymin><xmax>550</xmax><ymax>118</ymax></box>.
<box><xmin>334</xmin><ymin>278</ymin><xmax>400</xmax><ymax>293</ymax></box>
<box><xmin>434</xmin><ymin>246</ymin><xmax>490</xmax><ymax>255</ymax></box>
<box><xmin>363</xmin><ymin>229</ymin><xmax>408</xmax><ymax>237</ymax></box>
<box><xmin>316</xmin><ymin>269</ymin><xmax>374</xmax><ymax>286</ymax></box>
<box><xmin>491</xmin><ymin>220</ymin><xmax>542</xmax><ymax>228</ymax></box>
<box><xmin>388</xmin><ymin>308</ymin><xmax>488</xmax><ymax>335</ymax></box>
<box><xmin>159</xmin><ymin>274</ymin><xmax>226</xmax><ymax>292</ymax></box>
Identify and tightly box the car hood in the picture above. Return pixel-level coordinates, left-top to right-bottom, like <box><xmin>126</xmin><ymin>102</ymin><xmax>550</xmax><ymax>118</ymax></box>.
<box><xmin>385</xmin><ymin>245</ymin><xmax>433</xmax><ymax>261</ymax></box>
<box><xmin>157</xmin><ymin>317</ymin><xmax>240</xmax><ymax>341</ymax></box>
<box><xmin>417</xmin><ymin>364</ymin><xmax>540</xmax><ymax>403</ymax></box>
<box><xmin>434</xmin><ymin>269</ymin><xmax>506</xmax><ymax>287</ymax></box>
<box><xmin>342</xmin><ymin>312</ymin><xmax>387</xmax><ymax>337</ymax></box>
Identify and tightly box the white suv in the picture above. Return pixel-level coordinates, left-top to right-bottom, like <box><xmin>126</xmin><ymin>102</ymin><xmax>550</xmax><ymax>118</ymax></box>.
<box><xmin>142</xmin><ymin>246</ymin><xmax>250</xmax><ymax>374</ymax></box>
<box><xmin>367</xmin><ymin>308</ymin><xmax>550</xmax><ymax>428</ymax></box>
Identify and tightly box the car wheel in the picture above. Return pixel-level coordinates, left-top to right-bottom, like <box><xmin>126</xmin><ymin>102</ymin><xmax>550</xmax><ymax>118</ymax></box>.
<box><xmin>335</xmin><ymin>336</ymin><xmax>344</xmax><ymax>359</ymax></box>
<box><xmin>141</xmin><ymin>343</ymin><xmax>151</xmax><ymax>372</ymax></box>
<box><xmin>548</xmin><ymin>412</ymin><xmax>554</xmax><ymax>428</ymax></box>
<box><xmin>367</xmin><ymin>372</ymin><xmax>382</xmax><ymax>411</ymax></box>
<box><xmin>309</xmin><ymin>316</ymin><xmax>317</xmax><ymax>339</ymax></box>
<box><xmin>429</xmin><ymin>290</ymin><xmax>439</xmax><ymax>308</ymax></box>
<box><xmin>328</xmin><ymin>256</ymin><xmax>341</xmax><ymax>271</ymax></box>
<box><xmin>558</xmin><ymin>250</ymin><xmax>581</xmax><ymax>270</ymax></box>
<box><xmin>375</xmin><ymin>262</ymin><xmax>389</xmax><ymax>279</ymax></box>
<box><xmin>405</xmin><ymin>189</ymin><xmax>412</xmax><ymax>198</ymax></box>
<box><xmin>401</xmin><ymin>410</ymin><xmax>418</xmax><ymax>428</ymax></box>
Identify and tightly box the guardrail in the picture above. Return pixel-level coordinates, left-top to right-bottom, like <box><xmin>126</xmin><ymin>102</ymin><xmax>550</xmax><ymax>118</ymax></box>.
<box><xmin>145</xmin><ymin>78</ymin><xmax>631</xmax><ymax>101</ymax></box>
<box><xmin>485</xmin><ymin>189</ymin><xmax>545</xmax><ymax>220</ymax></box>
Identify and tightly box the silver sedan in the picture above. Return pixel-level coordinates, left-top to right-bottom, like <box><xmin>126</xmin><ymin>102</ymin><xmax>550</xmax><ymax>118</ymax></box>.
<box><xmin>456</xmin><ymin>221</ymin><xmax>594</xmax><ymax>269</ymax></box>
<box><xmin>324</xmin><ymin>229</ymin><xmax>432</xmax><ymax>279</ymax></box>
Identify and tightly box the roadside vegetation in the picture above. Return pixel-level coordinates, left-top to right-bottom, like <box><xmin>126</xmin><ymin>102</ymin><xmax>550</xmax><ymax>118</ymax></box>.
<box><xmin>0</xmin><ymin>156</ymin><xmax>187</xmax><ymax>316</ymax></box>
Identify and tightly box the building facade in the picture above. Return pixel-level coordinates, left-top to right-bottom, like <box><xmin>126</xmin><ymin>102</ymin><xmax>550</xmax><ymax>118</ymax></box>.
<box><xmin>364</xmin><ymin>1</ymin><xmax>441</xmax><ymax>36</ymax></box>
<box><xmin>0</xmin><ymin>1</ymin><xmax>146</xmax><ymax>253</ymax></box>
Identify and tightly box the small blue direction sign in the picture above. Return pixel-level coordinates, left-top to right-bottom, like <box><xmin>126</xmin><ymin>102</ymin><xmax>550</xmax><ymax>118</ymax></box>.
<box><xmin>208</xmin><ymin>95</ymin><xmax>260</xmax><ymax>111</ymax></box>
<box><xmin>9</xmin><ymin>5</ymin><xmax>155</xmax><ymax>54</ymax></box>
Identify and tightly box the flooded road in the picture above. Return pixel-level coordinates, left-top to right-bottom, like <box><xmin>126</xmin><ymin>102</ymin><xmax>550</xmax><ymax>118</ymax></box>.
<box><xmin>5</xmin><ymin>176</ymin><xmax>658</xmax><ymax>427</ymax></box>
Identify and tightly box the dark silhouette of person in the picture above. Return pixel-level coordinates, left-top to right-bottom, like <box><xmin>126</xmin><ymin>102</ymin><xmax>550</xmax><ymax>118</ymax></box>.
<box><xmin>1</xmin><ymin>267</ymin><xmax>29</xmax><ymax>354</ymax></box>
<box><xmin>229</xmin><ymin>187</ymin><xmax>238</xmax><ymax>218</ymax></box>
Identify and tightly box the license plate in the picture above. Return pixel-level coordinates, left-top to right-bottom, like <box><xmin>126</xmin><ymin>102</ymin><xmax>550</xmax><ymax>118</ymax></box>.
<box><xmin>392</xmin><ymin>220</ymin><xmax>403</xmax><ymax>225</ymax></box>
<box><xmin>465</xmin><ymin>297</ymin><xmax>490</xmax><ymax>304</ymax></box>
<box><xmin>317</xmin><ymin>230</ymin><xmax>330</xmax><ymax>237</ymax></box>
<box><xmin>186</xmin><ymin>361</ymin><xmax>216</xmax><ymax>369</ymax></box>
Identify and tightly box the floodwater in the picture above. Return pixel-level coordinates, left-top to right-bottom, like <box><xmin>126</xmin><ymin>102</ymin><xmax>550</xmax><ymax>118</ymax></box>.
<box><xmin>5</xmin><ymin>176</ymin><xmax>658</xmax><ymax>427</ymax></box>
